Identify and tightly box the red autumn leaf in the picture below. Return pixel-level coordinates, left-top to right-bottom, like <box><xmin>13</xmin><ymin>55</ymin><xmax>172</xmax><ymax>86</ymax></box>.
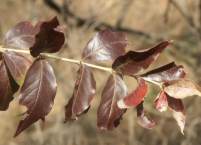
<box><xmin>30</xmin><ymin>16</ymin><xmax>65</xmax><ymax>57</ymax></box>
<box><xmin>4</xmin><ymin>21</ymin><xmax>37</xmax><ymax>49</ymax></box>
<box><xmin>65</xmin><ymin>64</ymin><xmax>96</xmax><ymax>121</ymax></box>
<box><xmin>82</xmin><ymin>29</ymin><xmax>127</xmax><ymax>62</ymax></box>
<box><xmin>97</xmin><ymin>74</ymin><xmax>127</xmax><ymax>130</ymax></box>
<box><xmin>141</xmin><ymin>62</ymin><xmax>185</xmax><ymax>83</ymax></box>
<box><xmin>136</xmin><ymin>102</ymin><xmax>156</xmax><ymax>129</ymax></box>
<box><xmin>112</xmin><ymin>41</ymin><xmax>171</xmax><ymax>75</ymax></box>
<box><xmin>167</xmin><ymin>95</ymin><xmax>186</xmax><ymax>134</ymax></box>
<box><xmin>14</xmin><ymin>58</ymin><xmax>57</xmax><ymax>137</ymax></box>
<box><xmin>154</xmin><ymin>91</ymin><xmax>168</xmax><ymax>112</ymax></box>
<box><xmin>118</xmin><ymin>79</ymin><xmax>148</xmax><ymax>108</ymax></box>
<box><xmin>0</xmin><ymin>60</ymin><xmax>19</xmax><ymax>110</ymax></box>
<box><xmin>164</xmin><ymin>79</ymin><xmax>201</xmax><ymax>99</ymax></box>
<box><xmin>3</xmin><ymin>51</ymin><xmax>32</xmax><ymax>85</ymax></box>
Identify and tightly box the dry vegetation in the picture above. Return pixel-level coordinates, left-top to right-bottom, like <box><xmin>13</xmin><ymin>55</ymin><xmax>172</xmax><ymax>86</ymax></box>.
<box><xmin>1</xmin><ymin>0</ymin><xmax>201</xmax><ymax>145</ymax></box>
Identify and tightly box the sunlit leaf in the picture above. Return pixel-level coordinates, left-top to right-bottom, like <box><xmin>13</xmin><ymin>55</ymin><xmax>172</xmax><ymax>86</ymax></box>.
<box><xmin>30</xmin><ymin>16</ymin><xmax>65</xmax><ymax>57</ymax></box>
<box><xmin>97</xmin><ymin>74</ymin><xmax>127</xmax><ymax>130</ymax></box>
<box><xmin>4</xmin><ymin>21</ymin><xmax>37</xmax><ymax>49</ymax></box>
<box><xmin>141</xmin><ymin>62</ymin><xmax>185</xmax><ymax>83</ymax></box>
<box><xmin>82</xmin><ymin>29</ymin><xmax>127</xmax><ymax>62</ymax></box>
<box><xmin>118</xmin><ymin>79</ymin><xmax>148</xmax><ymax>108</ymax></box>
<box><xmin>112</xmin><ymin>41</ymin><xmax>171</xmax><ymax>75</ymax></box>
<box><xmin>15</xmin><ymin>58</ymin><xmax>57</xmax><ymax>137</ymax></box>
<box><xmin>0</xmin><ymin>60</ymin><xmax>19</xmax><ymax>110</ymax></box>
<box><xmin>3</xmin><ymin>51</ymin><xmax>32</xmax><ymax>85</ymax></box>
<box><xmin>136</xmin><ymin>102</ymin><xmax>156</xmax><ymax>129</ymax></box>
<box><xmin>65</xmin><ymin>64</ymin><xmax>96</xmax><ymax>121</ymax></box>
<box><xmin>164</xmin><ymin>79</ymin><xmax>201</xmax><ymax>99</ymax></box>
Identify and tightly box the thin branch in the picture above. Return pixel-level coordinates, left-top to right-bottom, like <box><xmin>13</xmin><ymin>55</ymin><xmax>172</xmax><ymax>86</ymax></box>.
<box><xmin>0</xmin><ymin>46</ymin><xmax>113</xmax><ymax>73</ymax></box>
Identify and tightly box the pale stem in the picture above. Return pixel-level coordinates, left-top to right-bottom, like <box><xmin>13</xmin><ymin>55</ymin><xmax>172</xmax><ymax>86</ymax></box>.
<box><xmin>0</xmin><ymin>46</ymin><xmax>113</xmax><ymax>73</ymax></box>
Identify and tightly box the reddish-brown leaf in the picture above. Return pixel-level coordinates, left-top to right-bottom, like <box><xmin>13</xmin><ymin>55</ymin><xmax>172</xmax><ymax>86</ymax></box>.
<box><xmin>4</xmin><ymin>21</ymin><xmax>37</xmax><ymax>49</ymax></box>
<box><xmin>30</xmin><ymin>17</ymin><xmax>65</xmax><ymax>57</ymax></box>
<box><xmin>97</xmin><ymin>74</ymin><xmax>127</xmax><ymax>130</ymax></box>
<box><xmin>0</xmin><ymin>60</ymin><xmax>19</xmax><ymax>110</ymax></box>
<box><xmin>82</xmin><ymin>29</ymin><xmax>127</xmax><ymax>62</ymax></box>
<box><xmin>154</xmin><ymin>91</ymin><xmax>168</xmax><ymax>112</ymax></box>
<box><xmin>141</xmin><ymin>62</ymin><xmax>185</xmax><ymax>83</ymax></box>
<box><xmin>136</xmin><ymin>102</ymin><xmax>156</xmax><ymax>129</ymax></box>
<box><xmin>167</xmin><ymin>95</ymin><xmax>185</xmax><ymax>134</ymax></box>
<box><xmin>118</xmin><ymin>79</ymin><xmax>148</xmax><ymax>108</ymax></box>
<box><xmin>164</xmin><ymin>79</ymin><xmax>201</xmax><ymax>99</ymax></box>
<box><xmin>112</xmin><ymin>41</ymin><xmax>171</xmax><ymax>75</ymax></box>
<box><xmin>14</xmin><ymin>58</ymin><xmax>57</xmax><ymax>137</ymax></box>
<box><xmin>3</xmin><ymin>51</ymin><xmax>32</xmax><ymax>85</ymax></box>
<box><xmin>65</xmin><ymin>64</ymin><xmax>96</xmax><ymax>121</ymax></box>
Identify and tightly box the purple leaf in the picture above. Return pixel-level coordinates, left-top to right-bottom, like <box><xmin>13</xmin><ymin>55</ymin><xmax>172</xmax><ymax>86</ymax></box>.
<box><xmin>112</xmin><ymin>41</ymin><xmax>171</xmax><ymax>75</ymax></box>
<box><xmin>4</xmin><ymin>21</ymin><xmax>37</xmax><ymax>49</ymax></box>
<box><xmin>141</xmin><ymin>62</ymin><xmax>185</xmax><ymax>83</ymax></box>
<box><xmin>3</xmin><ymin>51</ymin><xmax>32</xmax><ymax>85</ymax></box>
<box><xmin>97</xmin><ymin>74</ymin><xmax>127</xmax><ymax>130</ymax></box>
<box><xmin>82</xmin><ymin>29</ymin><xmax>127</xmax><ymax>62</ymax></box>
<box><xmin>30</xmin><ymin>16</ymin><xmax>65</xmax><ymax>57</ymax></box>
<box><xmin>65</xmin><ymin>64</ymin><xmax>96</xmax><ymax>121</ymax></box>
<box><xmin>15</xmin><ymin>58</ymin><xmax>57</xmax><ymax>137</ymax></box>
<box><xmin>0</xmin><ymin>60</ymin><xmax>19</xmax><ymax>110</ymax></box>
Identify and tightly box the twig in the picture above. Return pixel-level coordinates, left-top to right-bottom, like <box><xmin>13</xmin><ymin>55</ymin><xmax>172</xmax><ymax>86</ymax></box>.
<box><xmin>0</xmin><ymin>46</ymin><xmax>113</xmax><ymax>73</ymax></box>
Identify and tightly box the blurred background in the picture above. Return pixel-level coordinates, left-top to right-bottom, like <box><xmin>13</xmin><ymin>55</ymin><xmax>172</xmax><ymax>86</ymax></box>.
<box><xmin>1</xmin><ymin>0</ymin><xmax>201</xmax><ymax>145</ymax></box>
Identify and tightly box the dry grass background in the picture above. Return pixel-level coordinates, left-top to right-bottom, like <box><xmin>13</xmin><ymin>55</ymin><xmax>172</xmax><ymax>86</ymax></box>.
<box><xmin>1</xmin><ymin>0</ymin><xmax>201</xmax><ymax>145</ymax></box>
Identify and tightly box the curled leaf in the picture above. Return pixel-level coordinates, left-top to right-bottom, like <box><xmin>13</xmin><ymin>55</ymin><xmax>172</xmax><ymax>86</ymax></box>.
<box><xmin>97</xmin><ymin>74</ymin><xmax>127</xmax><ymax>130</ymax></box>
<box><xmin>0</xmin><ymin>61</ymin><xmax>19</xmax><ymax>110</ymax></box>
<box><xmin>3</xmin><ymin>51</ymin><xmax>32</xmax><ymax>85</ymax></box>
<box><xmin>112</xmin><ymin>41</ymin><xmax>171</xmax><ymax>75</ymax></box>
<box><xmin>15</xmin><ymin>58</ymin><xmax>57</xmax><ymax>137</ymax></box>
<box><xmin>118</xmin><ymin>79</ymin><xmax>148</xmax><ymax>108</ymax></box>
<box><xmin>82</xmin><ymin>29</ymin><xmax>127</xmax><ymax>62</ymax></box>
<box><xmin>167</xmin><ymin>95</ymin><xmax>185</xmax><ymax>134</ymax></box>
<box><xmin>4</xmin><ymin>21</ymin><xmax>37</xmax><ymax>49</ymax></box>
<box><xmin>136</xmin><ymin>102</ymin><xmax>156</xmax><ymax>129</ymax></box>
<box><xmin>65</xmin><ymin>64</ymin><xmax>96</xmax><ymax>121</ymax></box>
<box><xmin>30</xmin><ymin>16</ymin><xmax>65</xmax><ymax>57</ymax></box>
<box><xmin>141</xmin><ymin>62</ymin><xmax>185</xmax><ymax>83</ymax></box>
<box><xmin>164</xmin><ymin>79</ymin><xmax>201</xmax><ymax>99</ymax></box>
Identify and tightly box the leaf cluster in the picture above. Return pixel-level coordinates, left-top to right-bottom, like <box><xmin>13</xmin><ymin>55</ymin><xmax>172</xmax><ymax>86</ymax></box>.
<box><xmin>0</xmin><ymin>16</ymin><xmax>200</xmax><ymax>137</ymax></box>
